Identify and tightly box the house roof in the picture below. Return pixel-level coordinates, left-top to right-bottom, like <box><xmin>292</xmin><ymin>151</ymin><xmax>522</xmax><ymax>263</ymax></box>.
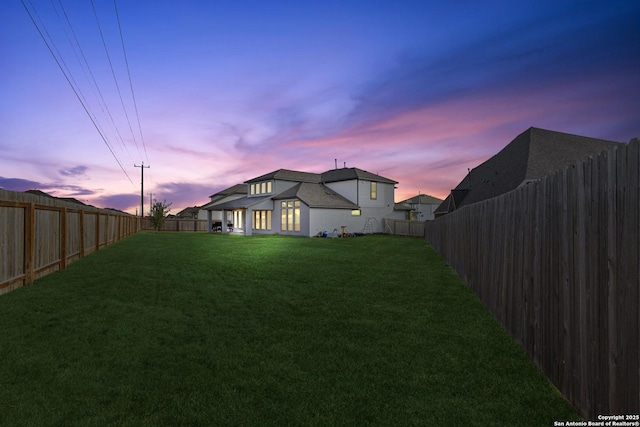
<box><xmin>205</xmin><ymin>195</ymin><xmax>272</xmax><ymax>211</ymax></box>
<box><xmin>24</xmin><ymin>189</ymin><xmax>87</xmax><ymax>206</ymax></box>
<box><xmin>176</xmin><ymin>206</ymin><xmax>201</xmax><ymax>217</ymax></box>
<box><xmin>273</xmin><ymin>182</ymin><xmax>358</xmax><ymax>209</ymax></box>
<box><xmin>246</xmin><ymin>169</ymin><xmax>321</xmax><ymax>184</ymax></box>
<box><xmin>398</xmin><ymin>194</ymin><xmax>443</xmax><ymax>205</ymax></box>
<box><xmin>244</xmin><ymin>167</ymin><xmax>397</xmax><ymax>185</ymax></box>
<box><xmin>25</xmin><ymin>189</ymin><xmax>53</xmax><ymax>198</ymax></box>
<box><xmin>321</xmin><ymin>167</ymin><xmax>397</xmax><ymax>184</ymax></box>
<box><xmin>393</xmin><ymin>203</ymin><xmax>413</xmax><ymax>211</ymax></box>
<box><xmin>209</xmin><ymin>183</ymin><xmax>247</xmax><ymax>198</ymax></box>
<box><xmin>434</xmin><ymin>127</ymin><xmax>624</xmax><ymax>215</ymax></box>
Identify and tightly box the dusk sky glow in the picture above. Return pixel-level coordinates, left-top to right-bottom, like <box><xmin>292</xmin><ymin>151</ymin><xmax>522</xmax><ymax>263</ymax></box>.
<box><xmin>1</xmin><ymin>1</ymin><xmax>638</xmax><ymax>214</ymax></box>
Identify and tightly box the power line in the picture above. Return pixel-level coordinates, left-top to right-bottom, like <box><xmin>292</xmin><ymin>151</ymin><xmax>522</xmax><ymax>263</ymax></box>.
<box><xmin>114</xmin><ymin>0</ymin><xmax>149</xmax><ymax>164</ymax></box>
<box><xmin>20</xmin><ymin>0</ymin><xmax>134</xmax><ymax>185</ymax></box>
<box><xmin>53</xmin><ymin>0</ymin><xmax>134</xmax><ymax>161</ymax></box>
<box><xmin>90</xmin><ymin>0</ymin><xmax>142</xmax><ymax>161</ymax></box>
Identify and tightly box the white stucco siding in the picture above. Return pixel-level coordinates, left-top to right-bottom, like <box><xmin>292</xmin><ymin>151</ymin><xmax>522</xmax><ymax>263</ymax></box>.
<box><xmin>310</xmin><ymin>207</ymin><xmax>403</xmax><ymax>236</ymax></box>
<box><xmin>357</xmin><ymin>180</ymin><xmax>395</xmax><ymax>208</ymax></box>
<box><xmin>309</xmin><ymin>208</ymin><xmax>363</xmax><ymax>236</ymax></box>
<box><xmin>325</xmin><ymin>181</ymin><xmax>357</xmax><ymax>203</ymax></box>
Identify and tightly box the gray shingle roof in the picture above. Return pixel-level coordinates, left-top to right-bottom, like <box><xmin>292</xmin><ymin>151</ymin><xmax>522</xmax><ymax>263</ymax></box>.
<box><xmin>435</xmin><ymin>127</ymin><xmax>624</xmax><ymax>215</ymax></box>
<box><xmin>244</xmin><ymin>167</ymin><xmax>397</xmax><ymax>185</ymax></box>
<box><xmin>245</xmin><ymin>169</ymin><xmax>321</xmax><ymax>184</ymax></box>
<box><xmin>175</xmin><ymin>206</ymin><xmax>202</xmax><ymax>218</ymax></box>
<box><xmin>209</xmin><ymin>183</ymin><xmax>247</xmax><ymax>198</ymax></box>
<box><xmin>398</xmin><ymin>194</ymin><xmax>443</xmax><ymax>205</ymax></box>
<box><xmin>321</xmin><ymin>167</ymin><xmax>397</xmax><ymax>184</ymax></box>
<box><xmin>206</xmin><ymin>195</ymin><xmax>272</xmax><ymax>210</ymax></box>
<box><xmin>273</xmin><ymin>182</ymin><xmax>358</xmax><ymax>209</ymax></box>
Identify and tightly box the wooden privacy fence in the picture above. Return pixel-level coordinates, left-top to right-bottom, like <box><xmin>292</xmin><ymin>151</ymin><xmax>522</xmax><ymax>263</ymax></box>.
<box><xmin>140</xmin><ymin>218</ymin><xmax>208</xmax><ymax>232</ymax></box>
<box><xmin>383</xmin><ymin>219</ymin><xmax>425</xmax><ymax>237</ymax></box>
<box><xmin>424</xmin><ymin>139</ymin><xmax>639</xmax><ymax>420</ymax></box>
<box><xmin>0</xmin><ymin>189</ymin><xmax>139</xmax><ymax>295</ymax></box>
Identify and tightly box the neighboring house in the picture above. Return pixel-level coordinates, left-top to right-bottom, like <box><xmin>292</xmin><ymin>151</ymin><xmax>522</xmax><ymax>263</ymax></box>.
<box><xmin>175</xmin><ymin>206</ymin><xmax>201</xmax><ymax>219</ymax></box>
<box><xmin>434</xmin><ymin>127</ymin><xmax>624</xmax><ymax>217</ymax></box>
<box><xmin>205</xmin><ymin>167</ymin><xmax>405</xmax><ymax>236</ymax></box>
<box><xmin>395</xmin><ymin>194</ymin><xmax>443</xmax><ymax>221</ymax></box>
<box><xmin>24</xmin><ymin>189</ymin><xmax>88</xmax><ymax>206</ymax></box>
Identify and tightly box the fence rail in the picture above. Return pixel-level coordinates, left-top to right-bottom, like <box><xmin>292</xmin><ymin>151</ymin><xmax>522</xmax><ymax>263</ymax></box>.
<box><xmin>382</xmin><ymin>219</ymin><xmax>425</xmax><ymax>237</ymax></box>
<box><xmin>0</xmin><ymin>189</ymin><xmax>139</xmax><ymax>295</ymax></box>
<box><xmin>424</xmin><ymin>139</ymin><xmax>639</xmax><ymax>420</ymax></box>
<box><xmin>140</xmin><ymin>218</ymin><xmax>209</xmax><ymax>232</ymax></box>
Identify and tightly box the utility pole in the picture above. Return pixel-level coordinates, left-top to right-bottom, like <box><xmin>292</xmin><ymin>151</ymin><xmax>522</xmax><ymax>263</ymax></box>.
<box><xmin>134</xmin><ymin>162</ymin><xmax>150</xmax><ymax>217</ymax></box>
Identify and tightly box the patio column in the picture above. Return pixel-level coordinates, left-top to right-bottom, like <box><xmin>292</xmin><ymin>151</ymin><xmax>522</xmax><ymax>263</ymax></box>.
<box><xmin>221</xmin><ymin>210</ymin><xmax>228</xmax><ymax>234</ymax></box>
<box><xmin>206</xmin><ymin>209</ymin><xmax>212</xmax><ymax>233</ymax></box>
<box><xmin>245</xmin><ymin>208</ymin><xmax>253</xmax><ymax>236</ymax></box>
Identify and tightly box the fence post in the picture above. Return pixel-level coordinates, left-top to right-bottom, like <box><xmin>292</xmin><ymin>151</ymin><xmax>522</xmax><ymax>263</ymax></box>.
<box><xmin>60</xmin><ymin>207</ymin><xmax>67</xmax><ymax>270</ymax></box>
<box><xmin>24</xmin><ymin>203</ymin><xmax>35</xmax><ymax>285</ymax></box>
<box><xmin>80</xmin><ymin>210</ymin><xmax>85</xmax><ymax>258</ymax></box>
<box><xmin>95</xmin><ymin>212</ymin><xmax>100</xmax><ymax>252</ymax></box>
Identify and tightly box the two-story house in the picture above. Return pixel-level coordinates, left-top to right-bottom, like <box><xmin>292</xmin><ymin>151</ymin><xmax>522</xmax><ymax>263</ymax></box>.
<box><xmin>204</xmin><ymin>167</ymin><xmax>404</xmax><ymax>236</ymax></box>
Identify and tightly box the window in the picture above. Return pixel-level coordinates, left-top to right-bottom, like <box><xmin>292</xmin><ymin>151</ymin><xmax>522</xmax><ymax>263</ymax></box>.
<box><xmin>351</xmin><ymin>209</ymin><xmax>361</xmax><ymax>216</ymax></box>
<box><xmin>252</xmin><ymin>210</ymin><xmax>272</xmax><ymax>230</ymax></box>
<box><xmin>370</xmin><ymin>182</ymin><xmax>377</xmax><ymax>199</ymax></box>
<box><xmin>250</xmin><ymin>180</ymin><xmax>273</xmax><ymax>196</ymax></box>
<box><xmin>281</xmin><ymin>200</ymin><xmax>300</xmax><ymax>232</ymax></box>
<box><xmin>233</xmin><ymin>210</ymin><xmax>243</xmax><ymax>230</ymax></box>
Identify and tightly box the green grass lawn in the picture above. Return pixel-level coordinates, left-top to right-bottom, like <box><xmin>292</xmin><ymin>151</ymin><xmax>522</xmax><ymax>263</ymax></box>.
<box><xmin>0</xmin><ymin>233</ymin><xmax>579</xmax><ymax>426</ymax></box>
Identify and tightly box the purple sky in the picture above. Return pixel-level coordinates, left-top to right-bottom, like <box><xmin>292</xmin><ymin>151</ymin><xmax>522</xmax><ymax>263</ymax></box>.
<box><xmin>2</xmin><ymin>1</ymin><xmax>638</xmax><ymax>214</ymax></box>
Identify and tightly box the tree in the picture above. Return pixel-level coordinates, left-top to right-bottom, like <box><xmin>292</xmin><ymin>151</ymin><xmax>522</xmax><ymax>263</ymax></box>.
<box><xmin>149</xmin><ymin>199</ymin><xmax>172</xmax><ymax>232</ymax></box>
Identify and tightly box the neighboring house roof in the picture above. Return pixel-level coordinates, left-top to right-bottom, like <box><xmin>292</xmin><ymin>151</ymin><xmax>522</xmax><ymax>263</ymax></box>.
<box><xmin>208</xmin><ymin>183</ymin><xmax>247</xmax><ymax>198</ymax></box>
<box><xmin>104</xmin><ymin>207</ymin><xmax>130</xmax><ymax>215</ymax></box>
<box><xmin>435</xmin><ymin>127</ymin><xmax>624</xmax><ymax>216</ymax></box>
<box><xmin>398</xmin><ymin>194</ymin><xmax>443</xmax><ymax>205</ymax></box>
<box><xmin>246</xmin><ymin>169</ymin><xmax>321</xmax><ymax>184</ymax></box>
<box><xmin>393</xmin><ymin>203</ymin><xmax>413</xmax><ymax>211</ymax></box>
<box><xmin>176</xmin><ymin>206</ymin><xmax>201</xmax><ymax>218</ymax></box>
<box><xmin>321</xmin><ymin>167</ymin><xmax>397</xmax><ymax>184</ymax></box>
<box><xmin>25</xmin><ymin>189</ymin><xmax>53</xmax><ymax>198</ymax></box>
<box><xmin>273</xmin><ymin>182</ymin><xmax>358</xmax><ymax>209</ymax></box>
<box><xmin>24</xmin><ymin>189</ymin><xmax>87</xmax><ymax>206</ymax></box>
<box><xmin>59</xmin><ymin>198</ymin><xmax>88</xmax><ymax>206</ymax></box>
